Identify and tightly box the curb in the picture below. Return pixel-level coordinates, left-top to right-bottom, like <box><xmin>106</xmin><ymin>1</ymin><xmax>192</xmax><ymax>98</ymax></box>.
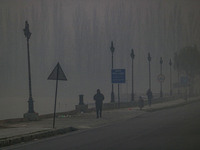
<box><xmin>0</xmin><ymin>127</ymin><xmax>78</xmax><ymax>147</ymax></box>
<box><xmin>144</xmin><ymin>98</ymin><xmax>200</xmax><ymax>112</ymax></box>
<box><xmin>1</xmin><ymin>97</ymin><xmax>199</xmax><ymax>148</ymax></box>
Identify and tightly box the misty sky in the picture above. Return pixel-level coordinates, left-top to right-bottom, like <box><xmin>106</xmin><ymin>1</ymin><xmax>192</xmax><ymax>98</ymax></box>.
<box><xmin>0</xmin><ymin>0</ymin><xmax>200</xmax><ymax>119</ymax></box>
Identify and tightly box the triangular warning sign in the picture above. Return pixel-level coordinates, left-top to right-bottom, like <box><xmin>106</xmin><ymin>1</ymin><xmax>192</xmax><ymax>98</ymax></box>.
<box><xmin>48</xmin><ymin>63</ymin><xmax>67</xmax><ymax>80</ymax></box>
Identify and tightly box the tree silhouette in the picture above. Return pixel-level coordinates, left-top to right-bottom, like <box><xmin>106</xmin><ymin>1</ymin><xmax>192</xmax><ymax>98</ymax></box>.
<box><xmin>174</xmin><ymin>45</ymin><xmax>200</xmax><ymax>95</ymax></box>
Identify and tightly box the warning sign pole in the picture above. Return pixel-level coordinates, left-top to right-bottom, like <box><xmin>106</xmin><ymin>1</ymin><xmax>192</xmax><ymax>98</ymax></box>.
<box><xmin>53</xmin><ymin>65</ymin><xmax>59</xmax><ymax>128</ymax></box>
<box><xmin>48</xmin><ymin>62</ymin><xmax>67</xmax><ymax>128</ymax></box>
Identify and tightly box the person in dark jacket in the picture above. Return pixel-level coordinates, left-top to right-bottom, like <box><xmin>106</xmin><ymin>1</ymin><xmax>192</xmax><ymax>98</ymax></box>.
<box><xmin>138</xmin><ymin>96</ymin><xmax>144</xmax><ymax>110</ymax></box>
<box><xmin>146</xmin><ymin>89</ymin><xmax>153</xmax><ymax>106</ymax></box>
<box><xmin>93</xmin><ymin>89</ymin><xmax>104</xmax><ymax>118</ymax></box>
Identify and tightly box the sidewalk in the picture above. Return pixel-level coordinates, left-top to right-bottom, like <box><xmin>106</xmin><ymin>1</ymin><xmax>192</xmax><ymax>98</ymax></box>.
<box><xmin>0</xmin><ymin>96</ymin><xmax>199</xmax><ymax>147</ymax></box>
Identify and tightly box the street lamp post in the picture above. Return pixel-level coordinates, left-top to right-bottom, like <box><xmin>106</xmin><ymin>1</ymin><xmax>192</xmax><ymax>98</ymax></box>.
<box><xmin>23</xmin><ymin>21</ymin><xmax>38</xmax><ymax>120</ymax></box>
<box><xmin>174</xmin><ymin>53</ymin><xmax>180</xmax><ymax>95</ymax></box>
<box><xmin>130</xmin><ymin>49</ymin><xmax>135</xmax><ymax>102</ymax></box>
<box><xmin>169</xmin><ymin>58</ymin><xmax>172</xmax><ymax>96</ymax></box>
<box><xmin>177</xmin><ymin>63</ymin><xmax>180</xmax><ymax>95</ymax></box>
<box><xmin>160</xmin><ymin>57</ymin><xmax>163</xmax><ymax>98</ymax></box>
<box><xmin>147</xmin><ymin>53</ymin><xmax>151</xmax><ymax>90</ymax></box>
<box><xmin>110</xmin><ymin>41</ymin><xmax>115</xmax><ymax>102</ymax></box>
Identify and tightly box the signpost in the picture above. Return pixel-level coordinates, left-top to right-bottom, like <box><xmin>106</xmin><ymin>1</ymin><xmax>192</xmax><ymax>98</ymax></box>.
<box><xmin>157</xmin><ymin>74</ymin><xmax>165</xmax><ymax>83</ymax></box>
<box><xmin>173</xmin><ymin>76</ymin><xmax>189</xmax><ymax>88</ymax></box>
<box><xmin>112</xmin><ymin>69</ymin><xmax>126</xmax><ymax>83</ymax></box>
<box><xmin>112</xmin><ymin>69</ymin><xmax>125</xmax><ymax>107</ymax></box>
<box><xmin>180</xmin><ymin>76</ymin><xmax>189</xmax><ymax>86</ymax></box>
<box><xmin>173</xmin><ymin>76</ymin><xmax>189</xmax><ymax>100</ymax></box>
<box><xmin>48</xmin><ymin>62</ymin><xmax>67</xmax><ymax>128</ymax></box>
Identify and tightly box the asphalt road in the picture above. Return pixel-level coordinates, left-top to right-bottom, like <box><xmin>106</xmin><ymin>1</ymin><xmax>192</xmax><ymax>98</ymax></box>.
<box><xmin>4</xmin><ymin>101</ymin><xmax>200</xmax><ymax>150</ymax></box>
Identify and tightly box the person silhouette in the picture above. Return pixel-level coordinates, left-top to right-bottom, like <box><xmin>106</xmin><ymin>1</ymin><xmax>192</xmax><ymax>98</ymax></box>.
<box><xmin>138</xmin><ymin>96</ymin><xmax>144</xmax><ymax>110</ymax></box>
<box><xmin>146</xmin><ymin>89</ymin><xmax>153</xmax><ymax>106</ymax></box>
<box><xmin>93</xmin><ymin>89</ymin><xmax>104</xmax><ymax>118</ymax></box>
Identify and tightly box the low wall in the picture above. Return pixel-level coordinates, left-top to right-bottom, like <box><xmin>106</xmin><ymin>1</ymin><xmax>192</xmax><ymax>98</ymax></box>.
<box><xmin>0</xmin><ymin>95</ymin><xmax>193</xmax><ymax>125</ymax></box>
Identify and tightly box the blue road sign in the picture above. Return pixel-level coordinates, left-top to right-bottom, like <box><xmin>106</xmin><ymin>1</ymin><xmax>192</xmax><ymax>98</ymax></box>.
<box><xmin>157</xmin><ymin>74</ymin><xmax>165</xmax><ymax>82</ymax></box>
<box><xmin>112</xmin><ymin>69</ymin><xmax>126</xmax><ymax>83</ymax></box>
<box><xmin>180</xmin><ymin>76</ymin><xmax>189</xmax><ymax>86</ymax></box>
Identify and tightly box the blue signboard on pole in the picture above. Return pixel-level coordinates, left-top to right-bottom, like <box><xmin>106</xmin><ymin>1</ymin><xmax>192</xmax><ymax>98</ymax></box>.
<box><xmin>180</xmin><ymin>76</ymin><xmax>189</xmax><ymax>86</ymax></box>
<box><xmin>112</xmin><ymin>69</ymin><xmax>126</xmax><ymax>83</ymax></box>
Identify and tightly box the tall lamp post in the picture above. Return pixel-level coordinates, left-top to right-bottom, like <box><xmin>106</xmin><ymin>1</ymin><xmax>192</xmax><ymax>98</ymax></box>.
<box><xmin>175</xmin><ymin>53</ymin><xmax>180</xmax><ymax>95</ymax></box>
<box><xmin>130</xmin><ymin>49</ymin><xmax>135</xmax><ymax>101</ymax></box>
<box><xmin>23</xmin><ymin>21</ymin><xmax>38</xmax><ymax>120</ymax></box>
<box><xmin>169</xmin><ymin>58</ymin><xmax>172</xmax><ymax>96</ymax></box>
<box><xmin>147</xmin><ymin>53</ymin><xmax>151</xmax><ymax>90</ymax></box>
<box><xmin>160</xmin><ymin>57</ymin><xmax>163</xmax><ymax>98</ymax></box>
<box><xmin>177</xmin><ymin>63</ymin><xmax>180</xmax><ymax>95</ymax></box>
<box><xmin>110</xmin><ymin>41</ymin><xmax>115</xmax><ymax>102</ymax></box>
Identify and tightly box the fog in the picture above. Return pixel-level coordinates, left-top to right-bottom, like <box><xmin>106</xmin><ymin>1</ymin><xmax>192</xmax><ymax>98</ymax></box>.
<box><xmin>0</xmin><ymin>0</ymin><xmax>200</xmax><ymax>120</ymax></box>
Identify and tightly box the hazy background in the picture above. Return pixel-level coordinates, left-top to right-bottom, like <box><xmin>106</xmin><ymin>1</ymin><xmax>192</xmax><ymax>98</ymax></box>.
<box><xmin>0</xmin><ymin>0</ymin><xmax>200</xmax><ymax>120</ymax></box>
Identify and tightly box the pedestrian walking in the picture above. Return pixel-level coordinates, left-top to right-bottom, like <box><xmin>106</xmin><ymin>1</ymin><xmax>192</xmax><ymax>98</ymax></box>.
<box><xmin>138</xmin><ymin>96</ymin><xmax>144</xmax><ymax>110</ymax></box>
<box><xmin>146</xmin><ymin>89</ymin><xmax>153</xmax><ymax>106</ymax></box>
<box><xmin>93</xmin><ymin>89</ymin><xmax>104</xmax><ymax>118</ymax></box>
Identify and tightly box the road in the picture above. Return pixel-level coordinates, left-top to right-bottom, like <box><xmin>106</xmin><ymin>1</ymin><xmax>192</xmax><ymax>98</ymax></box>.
<box><xmin>4</xmin><ymin>101</ymin><xmax>200</xmax><ymax>150</ymax></box>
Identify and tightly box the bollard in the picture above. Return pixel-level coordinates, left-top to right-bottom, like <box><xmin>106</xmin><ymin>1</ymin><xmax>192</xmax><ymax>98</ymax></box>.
<box><xmin>75</xmin><ymin>94</ymin><xmax>88</xmax><ymax>112</ymax></box>
<box><xmin>79</xmin><ymin>95</ymin><xmax>84</xmax><ymax>105</ymax></box>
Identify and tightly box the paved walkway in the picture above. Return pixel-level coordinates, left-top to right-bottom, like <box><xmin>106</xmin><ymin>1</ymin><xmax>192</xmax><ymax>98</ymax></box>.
<box><xmin>0</xmin><ymin>96</ymin><xmax>199</xmax><ymax>147</ymax></box>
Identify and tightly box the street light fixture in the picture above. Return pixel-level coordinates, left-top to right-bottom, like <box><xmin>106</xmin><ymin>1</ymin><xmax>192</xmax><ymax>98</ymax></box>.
<box><xmin>160</xmin><ymin>57</ymin><xmax>163</xmax><ymax>98</ymax></box>
<box><xmin>130</xmin><ymin>49</ymin><xmax>135</xmax><ymax>102</ymax></box>
<box><xmin>23</xmin><ymin>21</ymin><xmax>38</xmax><ymax>120</ymax></box>
<box><xmin>110</xmin><ymin>41</ymin><xmax>115</xmax><ymax>102</ymax></box>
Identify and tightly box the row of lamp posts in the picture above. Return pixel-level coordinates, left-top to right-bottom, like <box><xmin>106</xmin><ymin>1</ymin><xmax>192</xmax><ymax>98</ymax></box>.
<box><xmin>23</xmin><ymin>21</ymin><xmax>173</xmax><ymax>116</ymax></box>
<box><xmin>110</xmin><ymin>42</ymin><xmax>173</xmax><ymax>102</ymax></box>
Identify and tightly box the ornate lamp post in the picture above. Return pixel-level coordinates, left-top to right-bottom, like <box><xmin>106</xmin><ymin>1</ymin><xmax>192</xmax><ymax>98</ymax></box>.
<box><xmin>23</xmin><ymin>21</ymin><xmax>38</xmax><ymax>120</ymax></box>
<box><xmin>110</xmin><ymin>41</ymin><xmax>115</xmax><ymax>102</ymax></box>
<box><xmin>147</xmin><ymin>53</ymin><xmax>151</xmax><ymax>90</ymax></box>
<box><xmin>160</xmin><ymin>57</ymin><xmax>163</xmax><ymax>98</ymax></box>
<box><xmin>177</xmin><ymin>63</ymin><xmax>180</xmax><ymax>95</ymax></box>
<box><xmin>130</xmin><ymin>49</ymin><xmax>135</xmax><ymax>101</ymax></box>
<box><xmin>169</xmin><ymin>58</ymin><xmax>172</xmax><ymax>96</ymax></box>
<box><xmin>175</xmin><ymin>53</ymin><xmax>180</xmax><ymax>95</ymax></box>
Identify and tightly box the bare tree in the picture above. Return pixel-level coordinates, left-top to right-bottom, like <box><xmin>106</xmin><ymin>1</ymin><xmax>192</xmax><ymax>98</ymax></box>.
<box><xmin>174</xmin><ymin>45</ymin><xmax>200</xmax><ymax>96</ymax></box>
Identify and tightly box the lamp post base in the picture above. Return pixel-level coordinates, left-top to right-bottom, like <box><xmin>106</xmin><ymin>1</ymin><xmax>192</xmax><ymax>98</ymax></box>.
<box><xmin>75</xmin><ymin>104</ymin><xmax>88</xmax><ymax>113</ymax></box>
<box><xmin>111</xmin><ymin>92</ymin><xmax>115</xmax><ymax>103</ymax></box>
<box><xmin>24</xmin><ymin>112</ymin><xmax>39</xmax><ymax>121</ymax></box>
<box><xmin>170</xmin><ymin>90</ymin><xmax>172</xmax><ymax>96</ymax></box>
<box><xmin>131</xmin><ymin>93</ymin><xmax>134</xmax><ymax>102</ymax></box>
<box><xmin>160</xmin><ymin>91</ymin><xmax>163</xmax><ymax>98</ymax></box>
